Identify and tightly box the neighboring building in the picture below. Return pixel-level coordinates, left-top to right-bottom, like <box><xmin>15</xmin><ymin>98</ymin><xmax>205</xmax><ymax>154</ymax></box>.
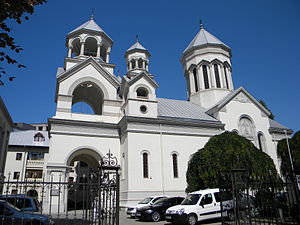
<box><xmin>4</xmin><ymin>18</ymin><xmax>293</xmax><ymax>210</ymax></box>
<box><xmin>0</xmin><ymin>97</ymin><xmax>13</xmax><ymax>183</ymax></box>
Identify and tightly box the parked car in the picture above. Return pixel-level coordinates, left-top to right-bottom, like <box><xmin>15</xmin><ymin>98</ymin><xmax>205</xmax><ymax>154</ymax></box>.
<box><xmin>0</xmin><ymin>200</ymin><xmax>54</xmax><ymax>225</ymax></box>
<box><xmin>0</xmin><ymin>194</ymin><xmax>42</xmax><ymax>212</ymax></box>
<box><xmin>165</xmin><ymin>188</ymin><xmax>221</xmax><ymax>225</ymax></box>
<box><xmin>126</xmin><ymin>195</ymin><xmax>167</xmax><ymax>218</ymax></box>
<box><xmin>136</xmin><ymin>196</ymin><xmax>184</xmax><ymax>222</ymax></box>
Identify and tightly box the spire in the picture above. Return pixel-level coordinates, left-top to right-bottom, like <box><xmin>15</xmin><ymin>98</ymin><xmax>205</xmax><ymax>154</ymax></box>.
<box><xmin>136</xmin><ymin>34</ymin><xmax>139</xmax><ymax>42</ymax></box>
<box><xmin>200</xmin><ymin>20</ymin><xmax>204</xmax><ymax>29</ymax></box>
<box><xmin>91</xmin><ymin>8</ymin><xmax>94</xmax><ymax>20</ymax></box>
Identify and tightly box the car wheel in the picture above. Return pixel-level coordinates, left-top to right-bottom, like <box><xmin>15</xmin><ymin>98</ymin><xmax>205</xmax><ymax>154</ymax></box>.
<box><xmin>151</xmin><ymin>211</ymin><xmax>160</xmax><ymax>222</ymax></box>
<box><xmin>187</xmin><ymin>214</ymin><xmax>197</xmax><ymax>225</ymax></box>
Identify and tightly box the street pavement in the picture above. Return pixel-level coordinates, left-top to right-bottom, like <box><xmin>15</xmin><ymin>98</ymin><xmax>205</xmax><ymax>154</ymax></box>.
<box><xmin>120</xmin><ymin>208</ymin><xmax>222</xmax><ymax>225</ymax></box>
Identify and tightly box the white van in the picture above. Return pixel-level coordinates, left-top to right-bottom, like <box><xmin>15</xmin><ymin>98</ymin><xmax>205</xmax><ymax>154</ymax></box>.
<box><xmin>165</xmin><ymin>188</ymin><xmax>222</xmax><ymax>225</ymax></box>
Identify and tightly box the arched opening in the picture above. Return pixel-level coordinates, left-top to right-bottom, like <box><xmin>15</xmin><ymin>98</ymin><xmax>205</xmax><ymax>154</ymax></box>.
<box><xmin>71</xmin><ymin>38</ymin><xmax>81</xmax><ymax>57</ymax></box>
<box><xmin>257</xmin><ymin>132</ymin><xmax>266</xmax><ymax>152</ymax></box>
<box><xmin>100</xmin><ymin>45</ymin><xmax>107</xmax><ymax>62</ymax></box>
<box><xmin>142</xmin><ymin>152</ymin><xmax>149</xmax><ymax>178</ymax></box>
<box><xmin>131</xmin><ymin>59</ymin><xmax>136</xmax><ymax>69</ymax></box>
<box><xmin>136</xmin><ymin>87</ymin><xmax>149</xmax><ymax>99</ymax></box>
<box><xmin>172</xmin><ymin>153</ymin><xmax>178</xmax><ymax>178</ymax></box>
<box><xmin>203</xmin><ymin>65</ymin><xmax>210</xmax><ymax>89</ymax></box>
<box><xmin>67</xmin><ymin>148</ymin><xmax>102</xmax><ymax>211</ymax></box>
<box><xmin>72</xmin><ymin>82</ymin><xmax>104</xmax><ymax>115</ymax></box>
<box><xmin>193</xmin><ymin>68</ymin><xmax>199</xmax><ymax>92</ymax></box>
<box><xmin>84</xmin><ymin>37</ymin><xmax>97</xmax><ymax>57</ymax></box>
<box><xmin>214</xmin><ymin>64</ymin><xmax>221</xmax><ymax>88</ymax></box>
<box><xmin>138</xmin><ymin>58</ymin><xmax>143</xmax><ymax>68</ymax></box>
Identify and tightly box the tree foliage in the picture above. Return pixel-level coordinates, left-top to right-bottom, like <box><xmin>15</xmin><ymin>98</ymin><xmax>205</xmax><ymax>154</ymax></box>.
<box><xmin>186</xmin><ymin>131</ymin><xmax>280</xmax><ymax>193</ymax></box>
<box><xmin>259</xmin><ymin>100</ymin><xmax>275</xmax><ymax>120</ymax></box>
<box><xmin>277</xmin><ymin>131</ymin><xmax>300</xmax><ymax>180</ymax></box>
<box><xmin>0</xmin><ymin>0</ymin><xmax>46</xmax><ymax>85</ymax></box>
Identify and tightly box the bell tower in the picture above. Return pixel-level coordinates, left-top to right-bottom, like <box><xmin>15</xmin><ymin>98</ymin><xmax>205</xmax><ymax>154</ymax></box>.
<box><xmin>181</xmin><ymin>23</ymin><xmax>234</xmax><ymax>109</ymax></box>
<box><xmin>65</xmin><ymin>15</ymin><xmax>114</xmax><ymax>71</ymax></box>
<box><xmin>124</xmin><ymin>37</ymin><xmax>151</xmax><ymax>79</ymax></box>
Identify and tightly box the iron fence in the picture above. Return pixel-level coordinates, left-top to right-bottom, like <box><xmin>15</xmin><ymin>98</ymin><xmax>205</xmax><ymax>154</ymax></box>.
<box><xmin>219</xmin><ymin>169</ymin><xmax>300</xmax><ymax>225</ymax></box>
<box><xmin>0</xmin><ymin>153</ymin><xmax>120</xmax><ymax>225</ymax></box>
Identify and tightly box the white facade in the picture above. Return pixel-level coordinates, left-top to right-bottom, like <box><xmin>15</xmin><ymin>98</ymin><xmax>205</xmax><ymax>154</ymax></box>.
<box><xmin>4</xmin><ymin>18</ymin><xmax>293</xmax><ymax>209</ymax></box>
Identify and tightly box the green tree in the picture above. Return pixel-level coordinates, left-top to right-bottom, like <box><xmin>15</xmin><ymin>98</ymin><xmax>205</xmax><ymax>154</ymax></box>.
<box><xmin>259</xmin><ymin>100</ymin><xmax>275</xmax><ymax>120</ymax></box>
<box><xmin>277</xmin><ymin>131</ymin><xmax>300</xmax><ymax>180</ymax></box>
<box><xmin>186</xmin><ymin>131</ymin><xmax>280</xmax><ymax>193</ymax></box>
<box><xmin>0</xmin><ymin>0</ymin><xmax>46</xmax><ymax>85</ymax></box>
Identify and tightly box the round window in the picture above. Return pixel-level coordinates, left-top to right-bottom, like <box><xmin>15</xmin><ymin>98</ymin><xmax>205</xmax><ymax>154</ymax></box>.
<box><xmin>140</xmin><ymin>105</ymin><xmax>147</xmax><ymax>114</ymax></box>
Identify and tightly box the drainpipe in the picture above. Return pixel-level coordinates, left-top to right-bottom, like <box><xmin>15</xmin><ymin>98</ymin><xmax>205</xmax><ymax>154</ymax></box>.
<box><xmin>159</xmin><ymin>124</ymin><xmax>165</xmax><ymax>195</ymax></box>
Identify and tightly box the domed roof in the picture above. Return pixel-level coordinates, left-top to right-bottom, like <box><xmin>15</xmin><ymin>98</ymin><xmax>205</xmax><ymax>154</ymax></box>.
<box><xmin>183</xmin><ymin>24</ymin><xmax>230</xmax><ymax>54</ymax></box>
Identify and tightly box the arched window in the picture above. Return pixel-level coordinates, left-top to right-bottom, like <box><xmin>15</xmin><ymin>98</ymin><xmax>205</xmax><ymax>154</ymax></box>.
<box><xmin>203</xmin><ymin>65</ymin><xmax>210</xmax><ymax>89</ymax></box>
<box><xmin>257</xmin><ymin>132</ymin><xmax>266</xmax><ymax>151</ymax></box>
<box><xmin>131</xmin><ymin>59</ymin><xmax>136</xmax><ymax>69</ymax></box>
<box><xmin>214</xmin><ymin>64</ymin><xmax>221</xmax><ymax>88</ymax></box>
<box><xmin>238</xmin><ymin>116</ymin><xmax>255</xmax><ymax>140</ymax></box>
<box><xmin>172</xmin><ymin>153</ymin><xmax>178</xmax><ymax>178</ymax></box>
<box><xmin>193</xmin><ymin>68</ymin><xmax>199</xmax><ymax>92</ymax></box>
<box><xmin>143</xmin><ymin>152</ymin><xmax>149</xmax><ymax>178</ymax></box>
<box><xmin>84</xmin><ymin>37</ymin><xmax>97</xmax><ymax>57</ymax></box>
<box><xmin>71</xmin><ymin>38</ymin><xmax>81</xmax><ymax>57</ymax></box>
<box><xmin>138</xmin><ymin>58</ymin><xmax>143</xmax><ymax>68</ymax></box>
<box><xmin>34</xmin><ymin>132</ymin><xmax>45</xmax><ymax>142</ymax></box>
<box><xmin>136</xmin><ymin>87</ymin><xmax>149</xmax><ymax>99</ymax></box>
<box><xmin>224</xmin><ymin>66</ymin><xmax>229</xmax><ymax>89</ymax></box>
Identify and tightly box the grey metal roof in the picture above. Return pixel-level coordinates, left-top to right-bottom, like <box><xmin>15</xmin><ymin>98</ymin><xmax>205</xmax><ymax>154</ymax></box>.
<box><xmin>9</xmin><ymin>130</ymin><xmax>49</xmax><ymax>147</ymax></box>
<box><xmin>157</xmin><ymin>98</ymin><xmax>219</xmax><ymax>122</ymax></box>
<box><xmin>69</xmin><ymin>18</ymin><xmax>104</xmax><ymax>34</ymax></box>
<box><xmin>127</xmin><ymin>41</ymin><xmax>147</xmax><ymax>52</ymax></box>
<box><xmin>269</xmin><ymin>119</ymin><xmax>292</xmax><ymax>133</ymax></box>
<box><xmin>184</xmin><ymin>27</ymin><xmax>230</xmax><ymax>53</ymax></box>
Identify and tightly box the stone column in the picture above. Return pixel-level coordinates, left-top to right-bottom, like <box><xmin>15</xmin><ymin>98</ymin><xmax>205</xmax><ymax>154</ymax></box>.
<box><xmin>96</xmin><ymin>43</ymin><xmax>102</xmax><ymax>58</ymax></box>
<box><xmin>67</xmin><ymin>46</ymin><xmax>72</xmax><ymax>58</ymax></box>
<box><xmin>80</xmin><ymin>42</ymin><xmax>84</xmax><ymax>55</ymax></box>
<box><xmin>135</xmin><ymin>59</ymin><xmax>139</xmax><ymax>68</ymax></box>
<box><xmin>208</xmin><ymin>65</ymin><xmax>214</xmax><ymax>88</ymax></box>
<box><xmin>189</xmin><ymin>71</ymin><xmax>195</xmax><ymax>93</ymax></box>
<box><xmin>142</xmin><ymin>60</ymin><xmax>146</xmax><ymax>69</ymax></box>
<box><xmin>198</xmin><ymin>66</ymin><xmax>204</xmax><ymax>90</ymax></box>
<box><xmin>106</xmin><ymin>47</ymin><xmax>111</xmax><ymax>63</ymax></box>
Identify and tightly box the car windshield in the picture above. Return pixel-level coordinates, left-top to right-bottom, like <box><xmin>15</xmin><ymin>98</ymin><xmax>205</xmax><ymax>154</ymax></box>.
<box><xmin>153</xmin><ymin>198</ymin><xmax>168</xmax><ymax>206</ymax></box>
<box><xmin>4</xmin><ymin>201</ymin><xmax>22</xmax><ymax>212</ymax></box>
<box><xmin>138</xmin><ymin>197</ymin><xmax>153</xmax><ymax>204</ymax></box>
<box><xmin>181</xmin><ymin>194</ymin><xmax>201</xmax><ymax>205</ymax></box>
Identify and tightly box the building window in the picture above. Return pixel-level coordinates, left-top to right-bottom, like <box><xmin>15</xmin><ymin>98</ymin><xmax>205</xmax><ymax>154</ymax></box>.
<box><xmin>38</xmin><ymin>126</ymin><xmax>43</xmax><ymax>131</ymax></box>
<box><xmin>13</xmin><ymin>172</ymin><xmax>20</xmax><ymax>180</ymax></box>
<box><xmin>140</xmin><ymin>105</ymin><xmax>148</xmax><ymax>114</ymax></box>
<box><xmin>138</xmin><ymin>58</ymin><xmax>143</xmax><ymax>68</ymax></box>
<box><xmin>131</xmin><ymin>59</ymin><xmax>136</xmax><ymax>69</ymax></box>
<box><xmin>27</xmin><ymin>152</ymin><xmax>44</xmax><ymax>160</ymax></box>
<box><xmin>193</xmin><ymin>68</ymin><xmax>199</xmax><ymax>92</ymax></box>
<box><xmin>137</xmin><ymin>87</ymin><xmax>149</xmax><ymax>99</ymax></box>
<box><xmin>172</xmin><ymin>153</ymin><xmax>178</xmax><ymax>178</ymax></box>
<box><xmin>34</xmin><ymin>132</ymin><xmax>45</xmax><ymax>142</ymax></box>
<box><xmin>25</xmin><ymin>170</ymin><xmax>43</xmax><ymax>179</ymax></box>
<box><xmin>203</xmin><ymin>65</ymin><xmax>210</xmax><ymax>89</ymax></box>
<box><xmin>224</xmin><ymin>66</ymin><xmax>229</xmax><ymax>89</ymax></box>
<box><xmin>257</xmin><ymin>132</ymin><xmax>266</xmax><ymax>151</ymax></box>
<box><xmin>16</xmin><ymin>153</ymin><xmax>22</xmax><ymax>160</ymax></box>
<box><xmin>143</xmin><ymin>152</ymin><xmax>149</xmax><ymax>178</ymax></box>
<box><xmin>214</xmin><ymin>64</ymin><xmax>221</xmax><ymax>88</ymax></box>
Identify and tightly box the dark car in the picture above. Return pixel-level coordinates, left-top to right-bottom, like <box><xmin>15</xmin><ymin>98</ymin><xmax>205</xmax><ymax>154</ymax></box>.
<box><xmin>0</xmin><ymin>200</ymin><xmax>54</xmax><ymax>225</ymax></box>
<box><xmin>136</xmin><ymin>196</ymin><xmax>184</xmax><ymax>222</ymax></box>
<box><xmin>0</xmin><ymin>194</ymin><xmax>41</xmax><ymax>212</ymax></box>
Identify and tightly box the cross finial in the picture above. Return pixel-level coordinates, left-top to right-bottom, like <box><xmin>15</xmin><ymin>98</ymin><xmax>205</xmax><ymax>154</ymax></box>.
<box><xmin>91</xmin><ymin>8</ymin><xmax>95</xmax><ymax>20</ymax></box>
<box><xmin>136</xmin><ymin>34</ymin><xmax>139</xmax><ymax>42</ymax></box>
<box><xmin>200</xmin><ymin>19</ymin><xmax>204</xmax><ymax>29</ymax></box>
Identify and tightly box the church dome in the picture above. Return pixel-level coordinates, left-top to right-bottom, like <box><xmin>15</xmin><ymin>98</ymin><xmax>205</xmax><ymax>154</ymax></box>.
<box><xmin>125</xmin><ymin>40</ymin><xmax>150</xmax><ymax>57</ymax></box>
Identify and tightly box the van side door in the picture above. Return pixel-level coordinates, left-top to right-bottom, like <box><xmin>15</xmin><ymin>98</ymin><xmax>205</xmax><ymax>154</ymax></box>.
<box><xmin>198</xmin><ymin>193</ymin><xmax>220</xmax><ymax>220</ymax></box>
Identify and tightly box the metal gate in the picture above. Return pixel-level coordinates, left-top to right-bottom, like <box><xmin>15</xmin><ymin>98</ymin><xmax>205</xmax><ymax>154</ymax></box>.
<box><xmin>0</xmin><ymin>151</ymin><xmax>120</xmax><ymax>225</ymax></box>
<box><xmin>219</xmin><ymin>169</ymin><xmax>300</xmax><ymax>225</ymax></box>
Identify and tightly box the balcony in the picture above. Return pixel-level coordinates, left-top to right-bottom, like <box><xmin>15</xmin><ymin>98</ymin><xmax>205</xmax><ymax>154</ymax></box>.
<box><xmin>27</xmin><ymin>160</ymin><xmax>44</xmax><ymax>167</ymax></box>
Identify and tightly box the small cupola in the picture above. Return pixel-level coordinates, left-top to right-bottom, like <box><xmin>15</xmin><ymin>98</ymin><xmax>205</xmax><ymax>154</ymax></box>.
<box><xmin>66</xmin><ymin>15</ymin><xmax>113</xmax><ymax>63</ymax></box>
<box><xmin>124</xmin><ymin>37</ymin><xmax>150</xmax><ymax>78</ymax></box>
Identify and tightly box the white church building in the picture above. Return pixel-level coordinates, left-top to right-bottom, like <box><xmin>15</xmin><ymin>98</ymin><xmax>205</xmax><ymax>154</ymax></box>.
<box><xmin>4</xmin><ymin>17</ymin><xmax>292</xmax><ymax>207</ymax></box>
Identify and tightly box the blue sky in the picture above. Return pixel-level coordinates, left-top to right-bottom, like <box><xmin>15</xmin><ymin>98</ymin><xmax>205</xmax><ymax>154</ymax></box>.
<box><xmin>1</xmin><ymin>0</ymin><xmax>299</xmax><ymax>132</ymax></box>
